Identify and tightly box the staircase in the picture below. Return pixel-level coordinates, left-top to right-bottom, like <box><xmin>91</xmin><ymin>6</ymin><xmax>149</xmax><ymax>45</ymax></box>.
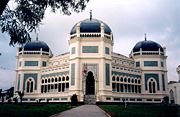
<box><xmin>84</xmin><ymin>95</ymin><xmax>96</xmax><ymax>105</ymax></box>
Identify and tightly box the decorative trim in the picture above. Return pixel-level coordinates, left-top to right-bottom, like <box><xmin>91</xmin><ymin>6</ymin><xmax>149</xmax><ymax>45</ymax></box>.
<box><xmin>41</xmin><ymin>71</ymin><xmax>69</xmax><ymax>78</ymax></box>
<box><xmin>112</xmin><ymin>71</ymin><xmax>141</xmax><ymax>78</ymax></box>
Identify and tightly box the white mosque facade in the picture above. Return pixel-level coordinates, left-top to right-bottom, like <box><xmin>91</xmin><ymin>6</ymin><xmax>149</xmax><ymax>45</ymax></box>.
<box><xmin>14</xmin><ymin>18</ymin><xmax>168</xmax><ymax>103</ymax></box>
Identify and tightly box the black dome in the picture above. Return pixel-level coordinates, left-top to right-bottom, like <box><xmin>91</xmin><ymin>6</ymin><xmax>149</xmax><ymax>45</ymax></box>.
<box><xmin>22</xmin><ymin>40</ymin><xmax>50</xmax><ymax>52</ymax></box>
<box><xmin>70</xmin><ymin>18</ymin><xmax>112</xmax><ymax>35</ymax></box>
<box><xmin>133</xmin><ymin>40</ymin><xmax>163</xmax><ymax>52</ymax></box>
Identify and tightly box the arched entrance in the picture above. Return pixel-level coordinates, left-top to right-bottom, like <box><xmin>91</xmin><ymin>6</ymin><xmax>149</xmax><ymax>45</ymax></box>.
<box><xmin>169</xmin><ymin>89</ymin><xmax>175</xmax><ymax>104</ymax></box>
<box><xmin>86</xmin><ymin>71</ymin><xmax>95</xmax><ymax>95</ymax></box>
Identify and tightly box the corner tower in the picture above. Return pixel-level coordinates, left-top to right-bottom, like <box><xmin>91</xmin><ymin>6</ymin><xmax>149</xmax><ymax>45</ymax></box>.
<box><xmin>14</xmin><ymin>40</ymin><xmax>52</xmax><ymax>100</ymax></box>
<box><xmin>68</xmin><ymin>17</ymin><xmax>113</xmax><ymax>102</ymax></box>
<box><xmin>130</xmin><ymin>36</ymin><xmax>168</xmax><ymax>99</ymax></box>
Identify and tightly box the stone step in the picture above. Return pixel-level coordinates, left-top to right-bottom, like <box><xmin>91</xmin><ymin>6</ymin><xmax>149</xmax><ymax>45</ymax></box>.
<box><xmin>84</xmin><ymin>95</ymin><xmax>96</xmax><ymax>105</ymax></box>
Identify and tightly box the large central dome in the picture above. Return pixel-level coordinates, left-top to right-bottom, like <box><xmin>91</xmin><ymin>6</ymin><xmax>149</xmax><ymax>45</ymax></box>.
<box><xmin>70</xmin><ymin>18</ymin><xmax>112</xmax><ymax>35</ymax></box>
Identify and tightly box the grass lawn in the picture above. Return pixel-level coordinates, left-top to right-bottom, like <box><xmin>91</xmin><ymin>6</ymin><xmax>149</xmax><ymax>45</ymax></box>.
<box><xmin>0</xmin><ymin>103</ymin><xmax>72</xmax><ymax>117</ymax></box>
<box><xmin>99</xmin><ymin>104</ymin><xmax>180</xmax><ymax>117</ymax></box>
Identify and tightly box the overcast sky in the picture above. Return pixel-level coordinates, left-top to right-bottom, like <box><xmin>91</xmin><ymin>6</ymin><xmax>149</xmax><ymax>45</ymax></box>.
<box><xmin>0</xmin><ymin>0</ymin><xmax>180</xmax><ymax>90</ymax></box>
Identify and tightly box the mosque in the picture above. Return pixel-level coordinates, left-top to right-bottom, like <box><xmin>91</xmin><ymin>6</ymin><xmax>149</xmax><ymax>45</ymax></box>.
<box><xmin>14</xmin><ymin>15</ymin><xmax>168</xmax><ymax>104</ymax></box>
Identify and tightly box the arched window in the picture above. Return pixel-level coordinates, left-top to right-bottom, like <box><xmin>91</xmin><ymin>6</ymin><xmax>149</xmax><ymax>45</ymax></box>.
<box><xmin>66</xmin><ymin>76</ymin><xmax>69</xmax><ymax>81</ymax></box>
<box><xmin>26</xmin><ymin>82</ymin><xmax>29</xmax><ymax>92</ymax></box>
<box><xmin>62</xmin><ymin>77</ymin><xmax>65</xmax><ymax>81</ymax></box>
<box><xmin>120</xmin><ymin>77</ymin><xmax>123</xmax><ymax>82</ymax></box>
<box><xmin>131</xmin><ymin>79</ymin><xmax>134</xmax><ymax>83</ymax></box>
<box><xmin>55</xmin><ymin>78</ymin><xmax>57</xmax><ymax>82</ymax></box>
<box><xmin>135</xmin><ymin>79</ymin><xmax>137</xmax><ymax>83</ymax></box>
<box><xmin>124</xmin><ymin>78</ymin><xmax>127</xmax><ymax>82</ymax></box>
<box><xmin>52</xmin><ymin>78</ymin><xmax>54</xmax><ymax>82</ymax></box>
<box><xmin>148</xmin><ymin>79</ymin><xmax>156</xmax><ymax>93</ymax></box>
<box><xmin>128</xmin><ymin>78</ymin><xmax>130</xmax><ymax>83</ymax></box>
<box><xmin>59</xmin><ymin>77</ymin><xmax>61</xmax><ymax>82</ymax></box>
<box><xmin>42</xmin><ymin>79</ymin><xmax>44</xmax><ymax>84</ymax></box>
<box><xmin>112</xmin><ymin>76</ymin><xmax>115</xmax><ymax>81</ymax></box>
<box><xmin>117</xmin><ymin>77</ymin><xmax>119</xmax><ymax>81</ymax></box>
<box><xmin>26</xmin><ymin>78</ymin><xmax>34</xmax><ymax>93</ymax></box>
<box><xmin>169</xmin><ymin>90</ymin><xmax>175</xmax><ymax>104</ymax></box>
<box><xmin>30</xmin><ymin>82</ymin><xmax>33</xmax><ymax>92</ymax></box>
<box><xmin>138</xmin><ymin>80</ymin><xmax>141</xmax><ymax>84</ymax></box>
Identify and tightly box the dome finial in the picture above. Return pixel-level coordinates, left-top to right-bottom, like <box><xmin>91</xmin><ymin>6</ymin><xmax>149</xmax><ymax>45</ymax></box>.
<box><xmin>144</xmin><ymin>33</ymin><xmax>147</xmax><ymax>41</ymax></box>
<box><xmin>90</xmin><ymin>10</ymin><xmax>92</xmax><ymax>20</ymax></box>
<box><xmin>36</xmin><ymin>33</ymin><xmax>39</xmax><ymax>41</ymax></box>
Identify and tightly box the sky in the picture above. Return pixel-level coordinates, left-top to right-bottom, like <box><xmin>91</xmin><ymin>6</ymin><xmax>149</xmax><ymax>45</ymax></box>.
<box><xmin>0</xmin><ymin>0</ymin><xmax>180</xmax><ymax>90</ymax></box>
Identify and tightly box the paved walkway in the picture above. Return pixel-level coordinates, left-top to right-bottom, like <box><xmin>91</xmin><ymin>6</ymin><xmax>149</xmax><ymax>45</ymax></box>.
<box><xmin>53</xmin><ymin>105</ymin><xmax>109</xmax><ymax>117</ymax></box>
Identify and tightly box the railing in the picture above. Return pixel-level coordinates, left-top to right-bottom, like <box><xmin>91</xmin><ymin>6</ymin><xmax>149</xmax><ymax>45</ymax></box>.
<box><xmin>69</xmin><ymin>32</ymin><xmax>113</xmax><ymax>40</ymax></box>
<box><xmin>133</xmin><ymin>51</ymin><xmax>164</xmax><ymax>56</ymax></box>
<box><xmin>19</xmin><ymin>50</ymin><xmax>50</xmax><ymax>56</ymax></box>
<box><xmin>80</xmin><ymin>33</ymin><xmax>101</xmax><ymax>37</ymax></box>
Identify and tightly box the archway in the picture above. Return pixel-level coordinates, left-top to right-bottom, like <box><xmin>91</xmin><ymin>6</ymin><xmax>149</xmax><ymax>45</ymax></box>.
<box><xmin>86</xmin><ymin>71</ymin><xmax>95</xmax><ymax>95</ymax></box>
<box><xmin>169</xmin><ymin>90</ymin><xmax>175</xmax><ymax>104</ymax></box>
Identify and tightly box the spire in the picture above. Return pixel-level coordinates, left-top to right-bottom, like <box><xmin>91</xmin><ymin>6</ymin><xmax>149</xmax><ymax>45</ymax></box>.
<box><xmin>36</xmin><ymin>33</ymin><xmax>39</xmax><ymax>41</ymax></box>
<box><xmin>144</xmin><ymin>33</ymin><xmax>147</xmax><ymax>41</ymax></box>
<box><xmin>90</xmin><ymin>10</ymin><xmax>92</xmax><ymax>20</ymax></box>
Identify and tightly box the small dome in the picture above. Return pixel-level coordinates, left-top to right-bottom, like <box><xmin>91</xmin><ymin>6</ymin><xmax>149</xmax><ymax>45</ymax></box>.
<box><xmin>21</xmin><ymin>40</ymin><xmax>50</xmax><ymax>52</ymax></box>
<box><xmin>133</xmin><ymin>40</ymin><xmax>163</xmax><ymax>52</ymax></box>
<box><xmin>70</xmin><ymin>18</ymin><xmax>112</xmax><ymax>35</ymax></box>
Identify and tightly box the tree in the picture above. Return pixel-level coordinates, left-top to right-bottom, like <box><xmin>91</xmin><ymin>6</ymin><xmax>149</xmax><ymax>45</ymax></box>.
<box><xmin>16</xmin><ymin>91</ymin><xmax>24</xmax><ymax>103</ymax></box>
<box><xmin>0</xmin><ymin>0</ymin><xmax>89</xmax><ymax>46</ymax></box>
<box><xmin>5</xmin><ymin>87</ymin><xmax>14</xmax><ymax>100</ymax></box>
<box><xmin>0</xmin><ymin>0</ymin><xmax>9</xmax><ymax>15</ymax></box>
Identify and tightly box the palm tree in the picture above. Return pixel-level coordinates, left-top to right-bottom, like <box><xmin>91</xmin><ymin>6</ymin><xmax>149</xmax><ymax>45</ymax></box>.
<box><xmin>16</xmin><ymin>91</ymin><xmax>24</xmax><ymax>103</ymax></box>
<box><xmin>5</xmin><ymin>87</ymin><xmax>14</xmax><ymax>100</ymax></box>
<box><xmin>5</xmin><ymin>87</ymin><xmax>14</xmax><ymax>103</ymax></box>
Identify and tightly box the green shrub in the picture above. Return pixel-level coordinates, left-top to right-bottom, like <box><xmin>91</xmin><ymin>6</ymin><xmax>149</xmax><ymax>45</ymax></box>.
<box><xmin>163</xmin><ymin>96</ymin><xmax>169</xmax><ymax>104</ymax></box>
<box><xmin>71</xmin><ymin>94</ymin><xmax>78</xmax><ymax>106</ymax></box>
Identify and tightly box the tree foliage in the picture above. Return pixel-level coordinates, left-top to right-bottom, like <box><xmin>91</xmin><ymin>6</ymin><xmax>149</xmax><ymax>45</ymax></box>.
<box><xmin>0</xmin><ymin>87</ymin><xmax>14</xmax><ymax>103</ymax></box>
<box><xmin>0</xmin><ymin>0</ymin><xmax>89</xmax><ymax>46</ymax></box>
